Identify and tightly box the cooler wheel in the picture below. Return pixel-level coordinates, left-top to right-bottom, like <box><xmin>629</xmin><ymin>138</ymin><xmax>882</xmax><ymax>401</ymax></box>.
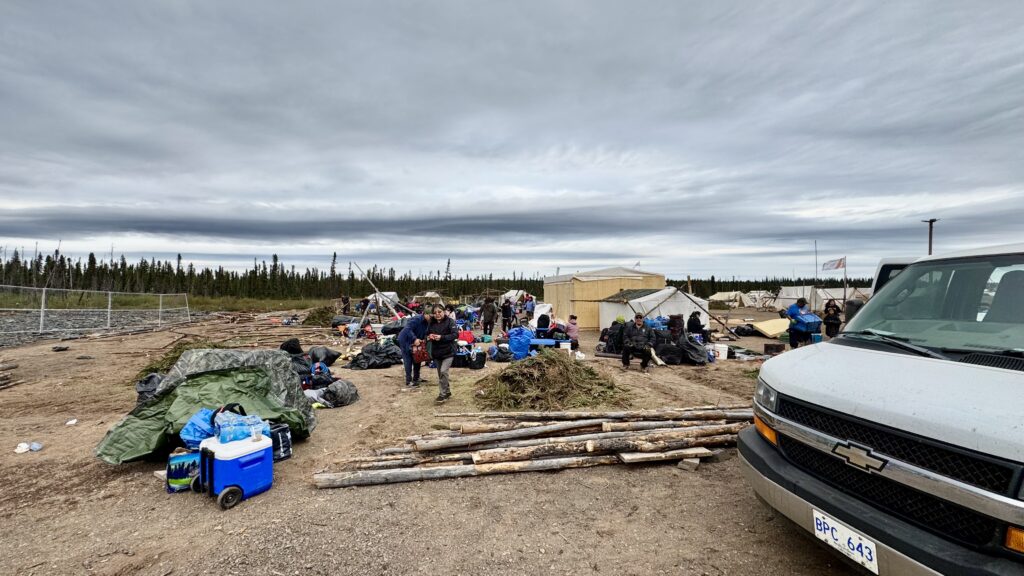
<box><xmin>190</xmin><ymin>475</ymin><xmax>203</xmax><ymax>493</ymax></box>
<box><xmin>217</xmin><ymin>486</ymin><xmax>243</xmax><ymax>510</ymax></box>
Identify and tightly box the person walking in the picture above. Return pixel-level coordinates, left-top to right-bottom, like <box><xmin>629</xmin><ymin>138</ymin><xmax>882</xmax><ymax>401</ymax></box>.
<box><xmin>479</xmin><ymin>297</ymin><xmax>499</xmax><ymax>336</ymax></box>
<box><xmin>397</xmin><ymin>311</ymin><xmax>429</xmax><ymax>388</ymax></box>
<box><xmin>500</xmin><ymin>298</ymin><xmax>514</xmax><ymax>333</ymax></box>
<box><xmin>621</xmin><ymin>313</ymin><xmax>655</xmax><ymax>373</ymax></box>
<box><xmin>425</xmin><ymin>304</ymin><xmax>458</xmax><ymax>402</ymax></box>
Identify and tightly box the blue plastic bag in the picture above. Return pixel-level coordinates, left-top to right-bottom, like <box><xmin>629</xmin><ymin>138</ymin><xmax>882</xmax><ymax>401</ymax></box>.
<box><xmin>508</xmin><ymin>326</ymin><xmax>534</xmax><ymax>360</ymax></box>
<box><xmin>180</xmin><ymin>408</ymin><xmax>216</xmax><ymax>449</ymax></box>
<box><xmin>215</xmin><ymin>411</ymin><xmax>271</xmax><ymax>443</ymax></box>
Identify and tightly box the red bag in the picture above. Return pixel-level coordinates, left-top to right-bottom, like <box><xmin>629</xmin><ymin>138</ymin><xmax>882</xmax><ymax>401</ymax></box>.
<box><xmin>412</xmin><ymin>342</ymin><xmax>430</xmax><ymax>364</ymax></box>
<box><xmin>458</xmin><ymin>330</ymin><xmax>475</xmax><ymax>343</ymax></box>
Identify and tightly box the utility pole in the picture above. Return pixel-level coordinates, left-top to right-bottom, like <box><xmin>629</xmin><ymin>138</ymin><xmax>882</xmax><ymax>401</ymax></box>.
<box><xmin>921</xmin><ymin>218</ymin><xmax>939</xmax><ymax>255</ymax></box>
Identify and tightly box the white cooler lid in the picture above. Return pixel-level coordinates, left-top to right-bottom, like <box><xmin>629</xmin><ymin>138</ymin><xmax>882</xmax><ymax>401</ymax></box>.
<box><xmin>199</xmin><ymin>435</ymin><xmax>273</xmax><ymax>459</ymax></box>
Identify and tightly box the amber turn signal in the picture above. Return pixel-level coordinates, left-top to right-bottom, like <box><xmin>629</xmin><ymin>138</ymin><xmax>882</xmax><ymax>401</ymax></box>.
<box><xmin>754</xmin><ymin>414</ymin><xmax>778</xmax><ymax>446</ymax></box>
<box><xmin>1006</xmin><ymin>526</ymin><xmax>1024</xmax><ymax>553</ymax></box>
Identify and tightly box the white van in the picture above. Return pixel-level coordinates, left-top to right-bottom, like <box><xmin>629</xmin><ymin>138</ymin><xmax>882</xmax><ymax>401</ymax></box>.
<box><xmin>739</xmin><ymin>243</ymin><xmax>1024</xmax><ymax>575</ymax></box>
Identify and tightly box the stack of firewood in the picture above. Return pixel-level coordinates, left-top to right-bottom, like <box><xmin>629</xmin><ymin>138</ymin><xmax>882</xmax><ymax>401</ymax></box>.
<box><xmin>313</xmin><ymin>404</ymin><xmax>752</xmax><ymax>488</ymax></box>
<box><xmin>0</xmin><ymin>360</ymin><xmax>22</xmax><ymax>391</ymax></box>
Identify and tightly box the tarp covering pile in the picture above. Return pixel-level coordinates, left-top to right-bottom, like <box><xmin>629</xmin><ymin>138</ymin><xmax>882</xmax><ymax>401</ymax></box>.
<box><xmin>95</xmin><ymin>349</ymin><xmax>316</xmax><ymax>465</ymax></box>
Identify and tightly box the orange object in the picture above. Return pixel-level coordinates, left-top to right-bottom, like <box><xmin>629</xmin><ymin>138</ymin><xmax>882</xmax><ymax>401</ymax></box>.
<box><xmin>1006</xmin><ymin>526</ymin><xmax>1024</xmax><ymax>553</ymax></box>
<box><xmin>754</xmin><ymin>414</ymin><xmax>778</xmax><ymax>446</ymax></box>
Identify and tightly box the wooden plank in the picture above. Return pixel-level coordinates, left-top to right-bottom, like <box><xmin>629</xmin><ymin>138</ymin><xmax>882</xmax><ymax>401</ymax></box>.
<box><xmin>616</xmin><ymin>447</ymin><xmax>713</xmax><ymax>464</ymax></box>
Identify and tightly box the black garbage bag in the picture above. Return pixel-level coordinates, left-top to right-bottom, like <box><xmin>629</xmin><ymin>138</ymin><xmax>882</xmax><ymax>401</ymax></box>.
<box><xmin>654</xmin><ymin>329</ymin><xmax>674</xmax><ymax>346</ymax></box>
<box><xmin>604</xmin><ymin>324</ymin><xmax>624</xmax><ymax>354</ymax></box>
<box><xmin>331</xmin><ymin>315</ymin><xmax>360</xmax><ymax>328</ymax></box>
<box><xmin>655</xmin><ymin>343</ymin><xmax>683</xmax><ymax>365</ymax></box>
<box><xmin>135</xmin><ymin>373</ymin><xmax>163</xmax><ymax>405</ymax></box>
<box><xmin>492</xmin><ymin>347</ymin><xmax>514</xmax><ymax>362</ymax></box>
<box><xmin>308</xmin><ymin>346</ymin><xmax>341</xmax><ymax>366</ymax></box>
<box><xmin>346</xmin><ymin>340</ymin><xmax>404</xmax><ymax>370</ymax></box>
<box><xmin>381</xmin><ymin>317</ymin><xmax>409</xmax><ymax>335</ymax></box>
<box><xmin>322</xmin><ymin>380</ymin><xmax>359</xmax><ymax>407</ymax></box>
<box><xmin>280</xmin><ymin>338</ymin><xmax>304</xmax><ymax>355</ymax></box>
<box><xmin>734</xmin><ymin>324</ymin><xmax>757</xmax><ymax>337</ymax></box>
<box><xmin>676</xmin><ymin>336</ymin><xmax>708</xmax><ymax>366</ymax></box>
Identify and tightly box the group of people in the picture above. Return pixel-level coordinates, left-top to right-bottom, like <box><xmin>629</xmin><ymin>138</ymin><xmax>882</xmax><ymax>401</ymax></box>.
<box><xmin>786</xmin><ymin>297</ymin><xmax>843</xmax><ymax>349</ymax></box>
<box><xmin>396</xmin><ymin>305</ymin><xmax>458</xmax><ymax>403</ymax></box>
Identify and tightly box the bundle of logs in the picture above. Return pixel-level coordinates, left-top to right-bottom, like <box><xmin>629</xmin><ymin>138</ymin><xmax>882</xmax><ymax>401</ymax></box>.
<box><xmin>0</xmin><ymin>360</ymin><xmax>22</xmax><ymax>392</ymax></box>
<box><xmin>313</xmin><ymin>403</ymin><xmax>753</xmax><ymax>488</ymax></box>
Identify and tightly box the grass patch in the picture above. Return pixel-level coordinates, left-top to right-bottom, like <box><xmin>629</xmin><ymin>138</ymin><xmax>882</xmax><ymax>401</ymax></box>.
<box><xmin>135</xmin><ymin>339</ymin><xmax>228</xmax><ymax>379</ymax></box>
<box><xmin>187</xmin><ymin>297</ymin><xmax>333</xmax><ymax>312</ymax></box>
<box><xmin>474</xmin><ymin>349</ymin><xmax>631</xmax><ymax>411</ymax></box>
<box><xmin>302</xmin><ymin>305</ymin><xmax>337</xmax><ymax>327</ymax></box>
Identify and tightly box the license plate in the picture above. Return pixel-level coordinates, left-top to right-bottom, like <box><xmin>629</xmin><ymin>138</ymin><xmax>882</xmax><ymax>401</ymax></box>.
<box><xmin>812</xmin><ymin>509</ymin><xmax>879</xmax><ymax>574</ymax></box>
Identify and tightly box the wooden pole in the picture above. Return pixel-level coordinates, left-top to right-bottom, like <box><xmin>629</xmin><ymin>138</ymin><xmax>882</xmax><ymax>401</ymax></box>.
<box><xmin>601</xmin><ymin>420</ymin><xmax>727</xmax><ymax>432</ymax></box>
<box><xmin>413</xmin><ymin>419</ymin><xmax>608</xmax><ymax>451</ymax></box>
<box><xmin>433</xmin><ymin>407</ymin><xmax>751</xmax><ymax>421</ymax></box>
<box><xmin>471</xmin><ymin>441</ymin><xmax>590</xmax><ymax>464</ymax></box>
<box><xmin>313</xmin><ymin>455</ymin><xmax>621</xmax><ymax>488</ymax></box>
<box><xmin>586</xmin><ymin>433</ymin><xmax>738</xmax><ymax>454</ymax></box>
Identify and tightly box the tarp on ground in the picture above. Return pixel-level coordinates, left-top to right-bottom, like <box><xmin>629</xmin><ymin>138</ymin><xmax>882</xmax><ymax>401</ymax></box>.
<box><xmin>599</xmin><ymin>287</ymin><xmax>708</xmax><ymax>328</ymax></box>
<box><xmin>708</xmin><ymin>291</ymin><xmax>756</xmax><ymax>308</ymax></box>
<box><xmin>95</xmin><ymin>349</ymin><xmax>315</xmax><ymax>465</ymax></box>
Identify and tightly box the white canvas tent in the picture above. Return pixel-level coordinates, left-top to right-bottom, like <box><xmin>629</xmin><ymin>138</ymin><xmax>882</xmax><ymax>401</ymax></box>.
<box><xmin>599</xmin><ymin>287</ymin><xmax>708</xmax><ymax>328</ymax></box>
<box><xmin>365</xmin><ymin>291</ymin><xmax>402</xmax><ymax>314</ymax></box>
<box><xmin>501</xmin><ymin>289</ymin><xmax>528</xmax><ymax>304</ymax></box>
<box><xmin>746</xmin><ymin>290</ymin><xmax>774</xmax><ymax>309</ymax></box>
<box><xmin>775</xmin><ymin>286</ymin><xmax>874</xmax><ymax>312</ymax></box>
<box><xmin>708</xmin><ymin>291</ymin><xmax>756</xmax><ymax>308</ymax></box>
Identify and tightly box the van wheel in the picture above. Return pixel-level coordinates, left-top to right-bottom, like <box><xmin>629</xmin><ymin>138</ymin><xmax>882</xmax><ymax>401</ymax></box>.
<box><xmin>217</xmin><ymin>486</ymin><xmax>243</xmax><ymax>509</ymax></box>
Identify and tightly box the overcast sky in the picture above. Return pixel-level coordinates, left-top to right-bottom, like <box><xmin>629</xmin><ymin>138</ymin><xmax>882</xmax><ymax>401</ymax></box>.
<box><xmin>1</xmin><ymin>1</ymin><xmax>1022</xmax><ymax>280</ymax></box>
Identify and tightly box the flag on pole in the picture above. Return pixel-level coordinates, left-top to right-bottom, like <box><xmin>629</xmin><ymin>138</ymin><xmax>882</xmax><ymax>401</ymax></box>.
<box><xmin>822</xmin><ymin>257</ymin><xmax>846</xmax><ymax>271</ymax></box>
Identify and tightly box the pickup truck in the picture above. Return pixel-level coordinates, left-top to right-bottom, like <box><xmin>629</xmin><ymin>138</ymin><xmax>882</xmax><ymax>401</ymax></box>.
<box><xmin>740</xmin><ymin>243</ymin><xmax>1024</xmax><ymax>575</ymax></box>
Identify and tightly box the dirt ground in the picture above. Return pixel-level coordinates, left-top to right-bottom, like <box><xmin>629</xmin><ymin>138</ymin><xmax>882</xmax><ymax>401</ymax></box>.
<box><xmin>0</xmin><ymin>310</ymin><xmax>859</xmax><ymax>576</ymax></box>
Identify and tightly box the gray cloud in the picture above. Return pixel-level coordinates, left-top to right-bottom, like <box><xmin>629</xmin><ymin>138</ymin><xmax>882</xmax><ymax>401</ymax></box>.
<box><xmin>1</xmin><ymin>1</ymin><xmax>1023</xmax><ymax>279</ymax></box>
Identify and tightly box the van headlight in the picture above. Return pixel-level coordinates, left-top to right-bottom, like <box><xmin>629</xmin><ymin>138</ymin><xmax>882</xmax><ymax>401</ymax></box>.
<box><xmin>755</xmin><ymin>378</ymin><xmax>778</xmax><ymax>412</ymax></box>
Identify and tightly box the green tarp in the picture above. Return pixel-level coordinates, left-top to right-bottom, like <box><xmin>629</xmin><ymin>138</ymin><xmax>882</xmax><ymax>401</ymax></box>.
<box><xmin>95</xmin><ymin>349</ymin><xmax>316</xmax><ymax>465</ymax></box>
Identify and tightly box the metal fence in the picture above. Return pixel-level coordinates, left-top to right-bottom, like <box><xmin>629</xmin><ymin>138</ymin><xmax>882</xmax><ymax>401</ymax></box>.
<box><xmin>0</xmin><ymin>284</ymin><xmax>191</xmax><ymax>334</ymax></box>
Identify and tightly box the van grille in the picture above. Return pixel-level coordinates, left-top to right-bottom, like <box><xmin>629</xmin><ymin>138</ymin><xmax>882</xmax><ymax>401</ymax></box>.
<box><xmin>779</xmin><ymin>436</ymin><xmax>1000</xmax><ymax>547</ymax></box>
<box><xmin>777</xmin><ymin>397</ymin><xmax>1017</xmax><ymax>494</ymax></box>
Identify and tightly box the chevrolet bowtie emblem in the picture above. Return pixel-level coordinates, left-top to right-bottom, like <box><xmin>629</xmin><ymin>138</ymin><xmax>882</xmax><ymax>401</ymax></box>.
<box><xmin>832</xmin><ymin>441</ymin><xmax>887</xmax><ymax>473</ymax></box>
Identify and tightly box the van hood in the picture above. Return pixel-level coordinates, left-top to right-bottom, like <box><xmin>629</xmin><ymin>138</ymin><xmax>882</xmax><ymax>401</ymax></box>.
<box><xmin>760</xmin><ymin>342</ymin><xmax>1024</xmax><ymax>463</ymax></box>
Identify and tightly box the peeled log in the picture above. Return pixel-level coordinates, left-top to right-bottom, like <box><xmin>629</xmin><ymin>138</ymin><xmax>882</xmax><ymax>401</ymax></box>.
<box><xmin>616</xmin><ymin>447</ymin><xmax>714</xmax><ymax>463</ymax></box>
<box><xmin>602</xmin><ymin>420</ymin><xmax>725</xmax><ymax>432</ymax></box>
<box><xmin>413</xmin><ymin>419</ymin><xmax>607</xmax><ymax>452</ymax></box>
<box><xmin>313</xmin><ymin>455</ymin><xmax>621</xmax><ymax>488</ymax></box>
<box><xmin>587</xmin><ymin>433</ymin><xmax>737</xmax><ymax>454</ymax></box>
<box><xmin>0</xmin><ymin>363</ymin><xmax>18</xmax><ymax>372</ymax></box>
<box><xmin>413</xmin><ymin>424</ymin><xmax>735</xmax><ymax>453</ymax></box>
<box><xmin>434</xmin><ymin>405</ymin><xmax>751</xmax><ymax>421</ymax></box>
<box><xmin>471</xmin><ymin>441</ymin><xmax>590</xmax><ymax>464</ymax></box>
<box><xmin>585</xmin><ymin>423</ymin><xmax>746</xmax><ymax>452</ymax></box>
<box><xmin>459</xmin><ymin>421</ymin><xmax>549</xmax><ymax>434</ymax></box>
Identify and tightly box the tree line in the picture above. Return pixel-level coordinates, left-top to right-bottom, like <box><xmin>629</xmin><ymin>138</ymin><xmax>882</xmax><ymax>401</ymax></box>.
<box><xmin>0</xmin><ymin>249</ymin><xmax>869</xmax><ymax>300</ymax></box>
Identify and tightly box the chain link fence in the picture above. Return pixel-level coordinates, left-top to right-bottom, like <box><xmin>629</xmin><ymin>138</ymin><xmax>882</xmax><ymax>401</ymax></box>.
<box><xmin>0</xmin><ymin>285</ymin><xmax>191</xmax><ymax>335</ymax></box>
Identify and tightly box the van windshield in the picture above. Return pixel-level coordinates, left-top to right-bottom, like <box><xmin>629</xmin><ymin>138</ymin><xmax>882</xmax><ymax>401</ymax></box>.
<box><xmin>843</xmin><ymin>253</ymin><xmax>1024</xmax><ymax>354</ymax></box>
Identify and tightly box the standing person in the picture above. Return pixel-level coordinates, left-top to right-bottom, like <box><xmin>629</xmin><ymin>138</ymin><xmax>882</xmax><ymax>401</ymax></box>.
<box><xmin>524</xmin><ymin>295</ymin><xmax>535</xmax><ymax>320</ymax></box>
<box><xmin>823</xmin><ymin>299</ymin><xmax>843</xmax><ymax>338</ymax></box>
<box><xmin>426</xmin><ymin>304</ymin><xmax>458</xmax><ymax>403</ymax></box>
<box><xmin>479</xmin><ymin>297</ymin><xmax>499</xmax><ymax>336</ymax></box>
<box><xmin>341</xmin><ymin>295</ymin><xmax>351</xmax><ymax>315</ymax></box>
<box><xmin>787</xmin><ymin>297</ymin><xmax>811</xmax><ymax>349</ymax></box>
<box><xmin>621</xmin><ymin>313</ymin><xmax>655</xmax><ymax>373</ymax></box>
<box><xmin>359</xmin><ymin>297</ymin><xmax>371</xmax><ymax>313</ymax></box>
<box><xmin>500</xmin><ymin>298</ymin><xmax>514</xmax><ymax>333</ymax></box>
<box><xmin>397</xmin><ymin>311</ymin><xmax>429</xmax><ymax>388</ymax></box>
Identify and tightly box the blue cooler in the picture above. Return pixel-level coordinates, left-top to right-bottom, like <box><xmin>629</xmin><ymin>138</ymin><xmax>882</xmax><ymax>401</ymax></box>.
<box><xmin>793</xmin><ymin>313</ymin><xmax>823</xmax><ymax>334</ymax></box>
<box><xmin>194</xmin><ymin>435</ymin><xmax>273</xmax><ymax>509</ymax></box>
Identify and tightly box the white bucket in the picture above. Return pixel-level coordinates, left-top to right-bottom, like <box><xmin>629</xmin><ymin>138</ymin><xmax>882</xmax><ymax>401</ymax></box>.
<box><xmin>713</xmin><ymin>344</ymin><xmax>729</xmax><ymax>359</ymax></box>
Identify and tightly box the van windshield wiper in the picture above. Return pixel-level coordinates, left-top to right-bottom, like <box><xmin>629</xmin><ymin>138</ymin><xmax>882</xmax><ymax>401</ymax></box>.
<box><xmin>839</xmin><ymin>330</ymin><xmax>949</xmax><ymax>360</ymax></box>
<box><xmin>939</xmin><ymin>348</ymin><xmax>1024</xmax><ymax>358</ymax></box>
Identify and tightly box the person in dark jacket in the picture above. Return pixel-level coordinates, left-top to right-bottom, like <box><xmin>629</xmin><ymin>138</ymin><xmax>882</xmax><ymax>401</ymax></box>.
<box><xmin>398</xmin><ymin>312</ymin><xmax>429</xmax><ymax>387</ymax></box>
<box><xmin>686</xmin><ymin>311</ymin><xmax>710</xmax><ymax>343</ymax></box>
<box><xmin>479</xmin><ymin>297</ymin><xmax>500</xmax><ymax>336</ymax></box>
<box><xmin>500</xmin><ymin>299</ymin><xmax>514</xmax><ymax>333</ymax></box>
<box><xmin>425</xmin><ymin>304</ymin><xmax>459</xmax><ymax>402</ymax></box>
<box><xmin>621</xmin><ymin>313</ymin><xmax>655</xmax><ymax>373</ymax></box>
<box><xmin>823</xmin><ymin>299</ymin><xmax>842</xmax><ymax>338</ymax></box>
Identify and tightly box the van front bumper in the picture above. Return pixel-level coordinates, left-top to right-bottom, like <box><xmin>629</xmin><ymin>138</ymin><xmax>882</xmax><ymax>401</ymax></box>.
<box><xmin>738</xmin><ymin>427</ymin><xmax>1024</xmax><ymax>576</ymax></box>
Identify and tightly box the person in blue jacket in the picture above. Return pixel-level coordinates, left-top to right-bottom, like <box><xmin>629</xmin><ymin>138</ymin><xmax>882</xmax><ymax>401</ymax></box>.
<box><xmin>398</xmin><ymin>311</ymin><xmax>429</xmax><ymax>387</ymax></box>
<box><xmin>786</xmin><ymin>297</ymin><xmax>811</xmax><ymax>349</ymax></box>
